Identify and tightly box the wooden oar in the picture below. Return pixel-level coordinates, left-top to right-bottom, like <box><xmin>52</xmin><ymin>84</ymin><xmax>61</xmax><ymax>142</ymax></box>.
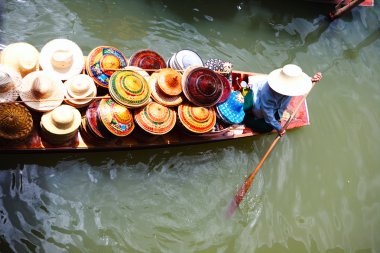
<box><xmin>225</xmin><ymin>73</ymin><xmax>322</xmax><ymax>219</ymax></box>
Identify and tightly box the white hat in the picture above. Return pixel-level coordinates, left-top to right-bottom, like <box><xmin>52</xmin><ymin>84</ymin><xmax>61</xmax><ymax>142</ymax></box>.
<box><xmin>20</xmin><ymin>71</ymin><xmax>64</xmax><ymax>112</ymax></box>
<box><xmin>39</xmin><ymin>39</ymin><xmax>85</xmax><ymax>81</ymax></box>
<box><xmin>0</xmin><ymin>42</ymin><xmax>40</xmax><ymax>77</ymax></box>
<box><xmin>0</xmin><ymin>64</ymin><xmax>23</xmax><ymax>102</ymax></box>
<box><xmin>64</xmin><ymin>74</ymin><xmax>97</xmax><ymax>107</ymax></box>
<box><xmin>268</xmin><ymin>64</ymin><xmax>312</xmax><ymax>96</ymax></box>
<box><xmin>41</xmin><ymin>104</ymin><xmax>81</xmax><ymax>135</ymax></box>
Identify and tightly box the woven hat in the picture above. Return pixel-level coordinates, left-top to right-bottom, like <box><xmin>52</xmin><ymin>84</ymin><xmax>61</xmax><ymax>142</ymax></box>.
<box><xmin>39</xmin><ymin>39</ymin><xmax>85</xmax><ymax>81</ymax></box>
<box><xmin>85</xmin><ymin>100</ymin><xmax>106</xmax><ymax>139</ymax></box>
<box><xmin>0</xmin><ymin>103</ymin><xmax>33</xmax><ymax>141</ymax></box>
<box><xmin>64</xmin><ymin>74</ymin><xmax>97</xmax><ymax>108</ymax></box>
<box><xmin>97</xmin><ymin>98</ymin><xmax>134</xmax><ymax>137</ymax></box>
<box><xmin>216</xmin><ymin>91</ymin><xmax>245</xmax><ymax>124</ymax></box>
<box><xmin>268</xmin><ymin>64</ymin><xmax>312</xmax><ymax>96</ymax></box>
<box><xmin>182</xmin><ymin>66</ymin><xmax>223</xmax><ymax>107</ymax></box>
<box><xmin>134</xmin><ymin>102</ymin><xmax>176</xmax><ymax>135</ymax></box>
<box><xmin>149</xmin><ymin>73</ymin><xmax>183</xmax><ymax>107</ymax></box>
<box><xmin>86</xmin><ymin>46</ymin><xmax>128</xmax><ymax>88</ymax></box>
<box><xmin>20</xmin><ymin>71</ymin><xmax>64</xmax><ymax>112</ymax></box>
<box><xmin>217</xmin><ymin>73</ymin><xmax>231</xmax><ymax>104</ymax></box>
<box><xmin>108</xmin><ymin>70</ymin><xmax>151</xmax><ymax>108</ymax></box>
<box><xmin>129</xmin><ymin>49</ymin><xmax>166</xmax><ymax>72</ymax></box>
<box><xmin>0</xmin><ymin>64</ymin><xmax>23</xmax><ymax>103</ymax></box>
<box><xmin>157</xmin><ymin>68</ymin><xmax>182</xmax><ymax>96</ymax></box>
<box><xmin>124</xmin><ymin>66</ymin><xmax>150</xmax><ymax>81</ymax></box>
<box><xmin>41</xmin><ymin>104</ymin><xmax>81</xmax><ymax>135</ymax></box>
<box><xmin>177</xmin><ymin>103</ymin><xmax>216</xmax><ymax>134</ymax></box>
<box><xmin>0</xmin><ymin>42</ymin><xmax>39</xmax><ymax>77</ymax></box>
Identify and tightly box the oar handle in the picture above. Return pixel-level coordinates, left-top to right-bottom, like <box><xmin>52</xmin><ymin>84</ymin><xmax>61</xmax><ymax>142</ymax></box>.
<box><xmin>226</xmin><ymin>73</ymin><xmax>322</xmax><ymax>218</ymax></box>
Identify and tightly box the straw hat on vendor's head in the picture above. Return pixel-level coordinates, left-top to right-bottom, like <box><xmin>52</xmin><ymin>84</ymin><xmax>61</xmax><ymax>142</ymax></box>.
<box><xmin>0</xmin><ymin>103</ymin><xmax>33</xmax><ymax>141</ymax></box>
<box><xmin>0</xmin><ymin>65</ymin><xmax>23</xmax><ymax>103</ymax></box>
<box><xmin>0</xmin><ymin>42</ymin><xmax>40</xmax><ymax>77</ymax></box>
<box><xmin>64</xmin><ymin>74</ymin><xmax>97</xmax><ymax>108</ymax></box>
<box><xmin>20</xmin><ymin>71</ymin><xmax>64</xmax><ymax>112</ymax></box>
<box><xmin>39</xmin><ymin>39</ymin><xmax>85</xmax><ymax>80</ymax></box>
<box><xmin>41</xmin><ymin>104</ymin><xmax>81</xmax><ymax>135</ymax></box>
<box><xmin>268</xmin><ymin>64</ymin><xmax>312</xmax><ymax>96</ymax></box>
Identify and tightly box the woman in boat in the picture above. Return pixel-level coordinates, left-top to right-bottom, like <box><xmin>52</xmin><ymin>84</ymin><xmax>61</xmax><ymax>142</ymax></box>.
<box><xmin>243</xmin><ymin>64</ymin><xmax>322</xmax><ymax>136</ymax></box>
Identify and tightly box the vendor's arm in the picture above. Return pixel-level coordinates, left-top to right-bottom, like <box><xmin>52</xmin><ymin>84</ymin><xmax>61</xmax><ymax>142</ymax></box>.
<box><xmin>261</xmin><ymin>92</ymin><xmax>282</xmax><ymax>132</ymax></box>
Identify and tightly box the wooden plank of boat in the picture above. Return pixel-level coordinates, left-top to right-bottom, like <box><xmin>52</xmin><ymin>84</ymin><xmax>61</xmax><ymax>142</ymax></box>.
<box><xmin>0</xmin><ymin>71</ymin><xmax>310</xmax><ymax>153</ymax></box>
<box><xmin>304</xmin><ymin>0</ymin><xmax>373</xmax><ymax>5</ymax></box>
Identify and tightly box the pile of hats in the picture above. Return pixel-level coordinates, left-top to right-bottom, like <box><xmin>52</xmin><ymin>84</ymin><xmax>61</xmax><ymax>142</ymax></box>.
<box><xmin>167</xmin><ymin>49</ymin><xmax>203</xmax><ymax>71</ymax></box>
<box><xmin>149</xmin><ymin>68</ymin><xmax>183</xmax><ymax>107</ymax></box>
<box><xmin>64</xmin><ymin>74</ymin><xmax>97</xmax><ymax>108</ymax></box>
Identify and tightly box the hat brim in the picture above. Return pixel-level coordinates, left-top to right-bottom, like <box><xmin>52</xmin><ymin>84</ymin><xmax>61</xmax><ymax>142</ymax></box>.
<box><xmin>41</xmin><ymin>105</ymin><xmax>81</xmax><ymax>135</ymax></box>
<box><xmin>268</xmin><ymin>68</ymin><xmax>312</xmax><ymax>96</ymax></box>
<box><xmin>40</xmin><ymin>39</ymin><xmax>85</xmax><ymax>81</ymax></box>
<box><xmin>0</xmin><ymin>65</ymin><xmax>23</xmax><ymax>102</ymax></box>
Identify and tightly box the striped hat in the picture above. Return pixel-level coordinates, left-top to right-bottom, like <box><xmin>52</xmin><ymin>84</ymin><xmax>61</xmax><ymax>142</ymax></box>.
<box><xmin>182</xmin><ymin>66</ymin><xmax>223</xmax><ymax>107</ymax></box>
<box><xmin>216</xmin><ymin>91</ymin><xmax>245</xmax><ymax>124</ymax></box>
<box><xmin>108</xmin><ymin>70</ymin><xmax>151</xmax><ymax>108</ymax></box>
<box><xmin>178</xmin><ymin>103</ymin><xmax>216</xmax><ymax>134</ymax></box>
<box><xmin>134</xmin><ymin>102</ymin><xmax>176</xmax><ymax>135</ymax></box>
<box><xmin>129</xmin><ymin>49</ymin><xmax>166</xmax><ymax>72</ymax></box>
<box><xmin>149</xmin><ymin>73</ymin><xmax>183</xmax><ymax>107</ymax></box>
<box><xmin>86</xmin><ymin>46</ymin><xmax>128</xmax><ymax>88</ymax></box>
<box><xmin>97</xmin><ymin>98</ymin><xmax>134</xmax><ymax>137</ymax></box>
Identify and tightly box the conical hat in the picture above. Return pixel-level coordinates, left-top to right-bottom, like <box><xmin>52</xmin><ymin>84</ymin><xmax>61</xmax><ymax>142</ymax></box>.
<box><xmin>177</xmin><ymin>103</ymin><xmax>216</xmax><ymax>134</ymax></box>
<box><xmin>64</xmin><ymin>74</ymin><xmax>97</xmax><ymax>107</ymax></box>
<box><xmin>216</xmin><ymin>91</ymin><xmax>245</xmax><ymax>124</ymax></box>
<box><xmin>98</xmin><ymin>98</ymin><xmax>134</xmax><ymax>137</ymax></box>
<box><xmin>20</xmin><ymin>71</ymin><xmax>64</xmax><ymax>112</ymax></box>
<box><xmin>85</xmin><ymin>100</ymin><xmax>106</xmax><ymax>139</ymax></box>
<box><xmin>86</xmin><ymin>46</ymin><xmax>128</xmax><ymax>88</ymax></box>
<box><xmin>129</xmin><ymin>49</ymin><xmax>166</xmax><ymax>71</ymax></box>
<box><xmin>157</xmin><ymin>68</ymin><xmax>182</xmax><ymax>96</ymax></box>
<box><xmin>41</xmin><ymin>104</ymin><xmax>81</xmax><ymax>135</ymax></box>
<box><xmin>0</xmin><ymin>42</ymin><xmax>39</xmax><ymax>77</ymax></box>
<box><xmin>182</xmin><ymin>66</ymin><xmax>223</xmax><ymax>107</ymax></box>
<box><xmin>0</xmin><ymin>103</ymin><xmax>33</xmax><ymax>141</ymax></box>
<box><xmin>268</xmin><ymin>64</ymin><xmax>312</xmax><ymax>96</ymax></box>
<box><xmin>174</xmin><ymin>49</ymin><xmax>203</xmax><ymax>70</ymax></box>
<box><xmin>0</xmin><ymin>64</ymin><xmax>23</xmax><ymax>103</ymax></box>
<box><xmin>40</xmin><ymin>39</ymin><xmax>85</xmax><ymax>81</ymax></box>
<box><xmin>217</xmin><ymin>73</ymin><xmax>231</xmax><ymax>104</ymax></box>
<box><xmin>108</xmin><ymin>70</ymin><xmax>151</xmax><ymax>108</ymax></box>
<box><xmin>149</xmin><ymin>73</ymin><xmax>183</xmax><ymax>107</ymax></box>
<box><xmin>134</xmin><ymin>102</ymin><xmax>176</xmax><ymax>135</ymax></box>
<box><xmin>124</xmin><ymin>66</ymin><xmax>150</xmax><ymax>82</ymax></box>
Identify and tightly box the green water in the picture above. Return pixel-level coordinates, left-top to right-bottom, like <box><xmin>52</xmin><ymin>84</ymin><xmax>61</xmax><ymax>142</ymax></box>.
<box><xmin>1</xmin><ymin>0</ymin><xmax>380</xmax><ymax>252</ymax></box>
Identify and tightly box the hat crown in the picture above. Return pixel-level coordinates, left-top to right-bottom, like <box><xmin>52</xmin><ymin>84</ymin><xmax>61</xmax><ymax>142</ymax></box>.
<box><xmin>51</xmin><ymin>106</ymin><xmax>74</xmax><ymax>129</ymax></box>
<box><xmin>32</xmin><ymin>76</ymin><xmax>53</xmax><ymax>99</ymax></box>
<box><xmin>51</xmin><ymin>50</ymin><xmax>74</xmax><ymax>70</ymax></box>
<box><xmin>230</xmin><ymin>92</ymin><xmax>244</xmax><ymax>109</ymax></box>
<box><xmin>68</xmin><ymin>76</ymin><xmax>91</xmax><ymax>97</ymax></box>
<box><xmin>0</xmin><ymin>72</ymin><xmax>13</xmax><ymax>93</ymax></box>
<box><xmin>19</xmin><ymin>54</ymin><xmax>38</xmax><ymax>71</ymax></box>
<box><xmin>282</xmin><ymin>64</ymin><xmax>302</xmax><ymax>78</ymax></box>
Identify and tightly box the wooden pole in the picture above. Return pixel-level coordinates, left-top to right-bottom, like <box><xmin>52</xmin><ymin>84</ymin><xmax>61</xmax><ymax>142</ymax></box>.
<box><xmin>328</xmin><ymin>0</ymin><xmax>365</xmax><ymax>20</ymax></box>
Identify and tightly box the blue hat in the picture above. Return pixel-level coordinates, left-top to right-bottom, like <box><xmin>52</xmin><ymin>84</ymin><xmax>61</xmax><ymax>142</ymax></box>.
<box><xmin>216</xmin><ymin>91</ymin><xmax>245</xmax><ymax>124</ymax></box>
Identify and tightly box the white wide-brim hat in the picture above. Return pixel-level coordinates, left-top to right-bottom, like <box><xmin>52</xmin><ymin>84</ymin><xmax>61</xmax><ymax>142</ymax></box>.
<box><xmin>41</xmin><ymin>104</ymin><xmax>81</xmax><ymax>135</ymax></box>
<box><xmin>39</xmin><ymin>39</ymin><xmax>85</xmax><ymax>81</ymax></box>
<box><xmin>268</xmin><ymin>64</ymin><xmax>312</xmax><ymax>96</ymax></box>
<box><xmin>64</xmin><ymin>74</ymin><xmax>97</xmax><ymax>107</ymax></box>
<box><xmin>20</xmin><ymin>71</ymin><xmax>65</xmax><ymax>112</ymax></box>
<box><xmin>0</xmin><ymin>42</ymin><xmax>40</xmax><ymax>77</ymax></box>
<box><xmin>0</xmin><ymin>64</ymin><xmax>23</xmax><ymax>102</ymax></box>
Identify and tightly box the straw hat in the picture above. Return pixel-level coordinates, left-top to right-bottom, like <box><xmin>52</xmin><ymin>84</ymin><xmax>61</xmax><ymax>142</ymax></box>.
<box><xmin>39</xmin><ymin>39</ymin><xmax>85</xmax><ymax>81</ymax></box>
<box><xmin>124</xmin><ymin>66</ymin><xmax>150</xmax><ymax>81</ymax></box>
<box><xmin>85</xmin><ymin>100</ymin><xmax>106</xmax><ymax>139</ymax></box>
<box><xmin>64</xmin><ymin>74</ymin><xmax>97</xmax><ymax>108</ymax></box>
<box><xmin>86</xmin><ymin>46</ymin><xmax>128</xmax><ymax>88</ymax></box>
<box><xmin>20</xmin><ymin>71</ymin><xmax>64</xmax><ymax>112</ymax></box>
<box><xmin>216</xmin><ymin>91</ymin><xmax>245</xmax><ymax>124</ymax></box>
<box><xmin>0</xmin><ymin>103</ymin><xmax>33</xmax><ymax>141</ymax></box>
<box><xmin>217</xmin><ymin>73</ymin><xmax>231</xmax><ymax>104</ymax></box>
<box><xmin>0</xmin><ymin>64</ymin><xmax>23</xmax><ymax>103</ymax></box>
<box><xmin>41</xmin><ymin>104</ymin><xmax>81</xmax><ymax>135</ymax></box>
<box><xmin>182</xmin><ymin>66</ymin><xmax>223</xmax><ymax>107</ymax></box>
<box><xmin>157</xmin><ymin>68</ymin><xmax>182</xmax><ymax>96</ymax></box>
<box><xmin>149</xmin><ymin>73</ymin><xmax>183</xmax><ymax>107</ymax></box>
<box><xmin>0</xmin><ymin>42</ymin><xmax>39</xmax><ymax>77</ymax></box>
<box><xmin>177</xmin><ymin>103</ymin><xmax>216</xmax><ymax>134</ymax></box>
<box><xmin>129</xmin><ymin>49</ymin><xmax>166</xmax><ymax>71</ymax></box>
<box><xmin>168</xmin><ymin>50</ymin><xmax>203</xmax><ymax>71</ymax></box>
<box><xmin>97</xmin><ymin>98</ymin><xmax>134</xmax><ymax>137</ymax></box>
<box><xmin>268</xmin><ymin>64</ymin><xmax>312</xmax><ymax>96</ymax></box>
<box><xmin>108</xmin><ymin>70</ymin><xmax>151</xmax><ymax>108</ymax></box>
<box><xmin>134</xmin><ymin>102</ymin><xmax>176</xmax><ymax>135</ymax></box>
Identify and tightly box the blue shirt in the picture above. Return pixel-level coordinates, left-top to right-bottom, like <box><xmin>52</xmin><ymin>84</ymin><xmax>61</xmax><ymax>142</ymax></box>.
<box><xmin>251</xmin><ymin>80</ymin><xmax>292</xmax><ymax>131</ymax></box>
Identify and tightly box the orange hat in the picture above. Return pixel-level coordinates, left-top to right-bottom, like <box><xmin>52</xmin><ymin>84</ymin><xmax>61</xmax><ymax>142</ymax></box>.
<box><xmin>178</xmin><ymin>103</ymin><xmax>216</xmax><ymax>134</ymax></box>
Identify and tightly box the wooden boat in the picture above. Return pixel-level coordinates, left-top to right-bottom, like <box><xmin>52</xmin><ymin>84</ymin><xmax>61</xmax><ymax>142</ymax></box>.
<box><xmin>305</xmin><ymin>0</ymin><xmax>373</xmax><ymax>6</ymax></box>
<box><xmin>0</xmin><ymin>70</ymin><xmax>310</xmax><ymax>153</ymax></box>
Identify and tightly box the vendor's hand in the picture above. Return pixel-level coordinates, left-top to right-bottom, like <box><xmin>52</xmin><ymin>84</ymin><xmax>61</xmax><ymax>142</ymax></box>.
<box><xmin>311</xmin><ymin>72</ymin><xmax>322</xmax><ymax>83</ymax></box>
<box><xmin>278</xmin><ymin>128</ymin><xmax>286</xmax><ymax>137</ymax></box>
